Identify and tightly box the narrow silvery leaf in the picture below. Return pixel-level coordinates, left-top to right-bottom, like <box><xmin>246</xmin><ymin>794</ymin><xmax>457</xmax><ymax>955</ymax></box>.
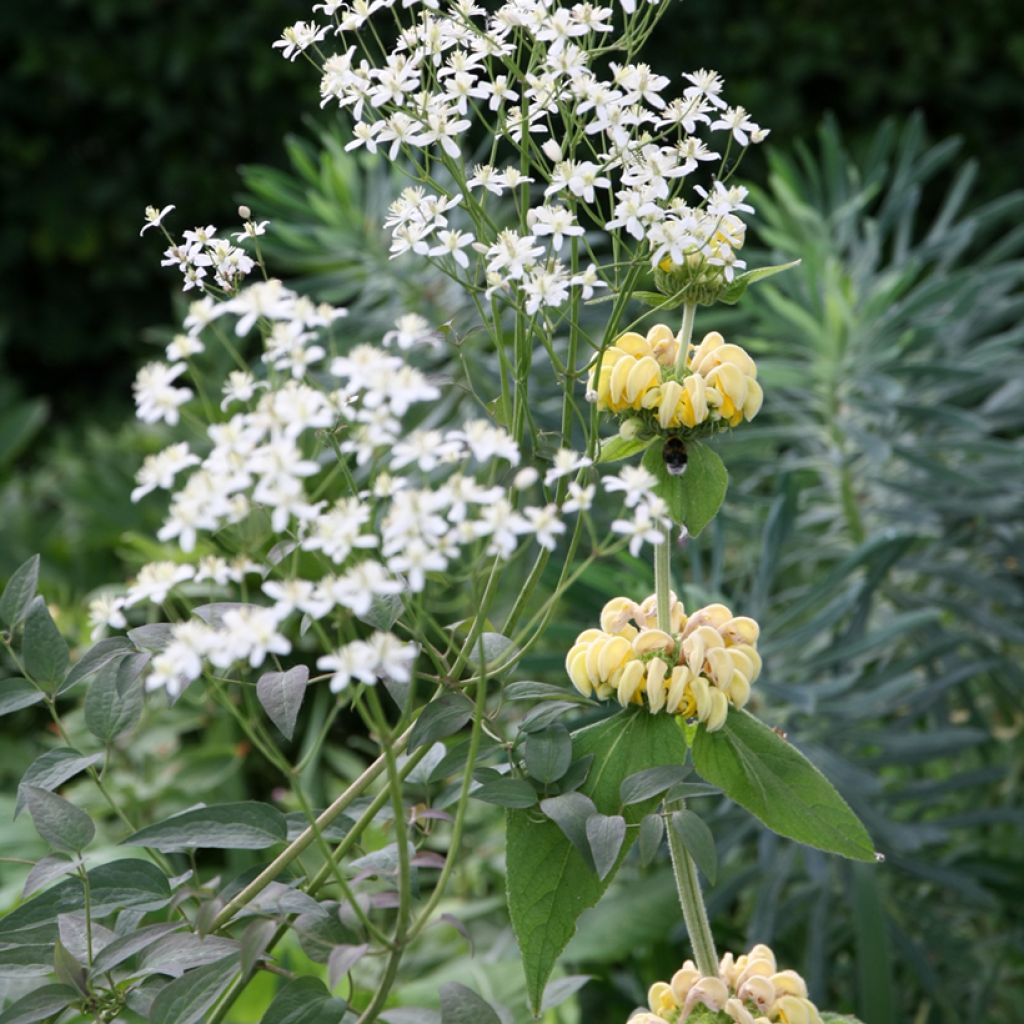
<box><xmin>256</xmin><ymin>665</ymin><xmax>309</xmax><ymax>740</ymax></box>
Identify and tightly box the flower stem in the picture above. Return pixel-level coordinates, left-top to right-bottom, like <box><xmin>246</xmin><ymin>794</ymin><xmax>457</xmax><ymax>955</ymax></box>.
<box><xmin>653</xmin><ymin>524</ymin><xmax>718</xmax><ymax>978</ymax></box>
<box><xmin>667</xmin><ymin>815</ymin><xmax>719</xmax><ymax>977</ymax></box>
<box><xmin>674</xmin><ymin>302</ymin><xmax>697</xmax><ymax>375</ymax></box>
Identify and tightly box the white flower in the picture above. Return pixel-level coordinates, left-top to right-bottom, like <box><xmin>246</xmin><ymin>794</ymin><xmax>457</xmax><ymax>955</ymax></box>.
<box><xmin>131</xmin><ymin>443</ymin><xmax>200</xmax><ymax>503</ymax></box>
<box><xmin>383</xmin><ymin>313</ymin><xmax>439</xmax><ymax>349</ymax></box>
<box><xmin>272</xmin><ymin>21</ymin><xmax>329</xmax><ymax>61</ymax></box>
<box><xmin>88</xmin><ymin>593</ymin><xmax>126</xmax><ymax>640</ymax></box>
<box><xmin>133</xmin><ymin>362</ymin><xmax>192</xmax><ymax>426</ymax></box>
<box><xmin>544</xmin><ymin>448</ymin><xmax>592</xmax><ymax>486</ymax></box>
<box><xmin>563</xmin><ymin>481</ymin><xmax>595</xmax><ymax>514</ymax></box>
<box><xmin>603</xmin><ymin>464</ymin><xmax>659</xmax><ymax>507</ymax></box>
<box><xmin>125</xmin><ymin>561</ymin><xmax>196</xmax><ymax>608</ymax></box>
<box><xmin>140</xmin><ymin>204</ymin><xmax>175</xmax><ymax>236</ymax></box>
<box><xmin>524</xmin><ymin>504</ymin><xmax>566</xmax><ymax>551</ymax></box>
<box><xmin>611</xmin><ymin>502</ymin><xmax>668</xmax><ymax>557</ymax></box>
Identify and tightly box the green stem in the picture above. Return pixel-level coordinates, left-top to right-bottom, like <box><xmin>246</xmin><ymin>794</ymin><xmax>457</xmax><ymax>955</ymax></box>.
<box><xmin>654</xmin><ymin>528</ymin><xmax>673</xmax><ymax>632</ymax></box>
<box><xmin>210</xmin><ymin>722</ymin><xmax>414</xmax><ymax>931</ymax></box>
<box><xmin>674</xmin><ymin>302</ymin><xmax>697</xmax><ymax>375</ymax></box>
<box><xmin>667</xmin><ymin>819</ymin><xmax>719</xmax><ymax>977</ymax></box>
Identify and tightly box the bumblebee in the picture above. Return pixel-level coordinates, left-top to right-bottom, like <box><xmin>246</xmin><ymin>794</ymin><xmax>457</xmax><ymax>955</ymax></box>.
<box><xmin>663</xmin><ymin>436</ymin><xmax>688</xmax><ymax>476</ymax></box>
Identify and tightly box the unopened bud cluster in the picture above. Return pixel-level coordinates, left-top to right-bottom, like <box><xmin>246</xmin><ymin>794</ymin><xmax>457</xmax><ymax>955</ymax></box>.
<box><xmin>565</xmin><ymin>593</ymin><xmax>760</xmax><ymax>732</ymax></box>
<box><xmin>633</xmin><ymin>945</ymin><xmax>823</xmax><ymax>1024</ymax></box>
<box><xmin>589</xmin><ymin>327</ymin><xmax>762</xmax><ymax>436</ymax></box>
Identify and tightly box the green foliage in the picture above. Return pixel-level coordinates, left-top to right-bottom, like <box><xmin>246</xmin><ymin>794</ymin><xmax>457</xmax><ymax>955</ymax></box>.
<box><xmin>123</xmin><ymin>802</ymin><xmax>288</xmax><ymax>852</ymax></box>
<box><xmin>643</xmin><ymin>439</ymin><xmax>728</xmax><ymax>534</ymax></box>
<box><xmin>506</xmin><ymin>710</ymin><xmax>687</xmax><ymax>1013</ymax></box>
<box><xmin>692</xmin><ymin>711</ymin><xmax>875</xmax><ymax>861</ymax></box>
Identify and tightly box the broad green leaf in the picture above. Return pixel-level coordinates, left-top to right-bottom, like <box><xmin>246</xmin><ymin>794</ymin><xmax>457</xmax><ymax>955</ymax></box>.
<box><xmin>408</xmin><ymin>693</ymin><xmax>472</xmax><ymax>751</ymax></box>
<box><xmin>22</xmin><ymin>854</ymin><xmax>76</xmax><ymax>898</ymax></box>
<box><xmin>585</xmin><ymin>813</ymin><xmax>626</xmax><ymax>880</ymax></box>
<box><xmin>691</xmin><ymin>709</ymin><xmax>876</xmax><ymax>861</ymax></box>
<box><xmin>642</xmin><ymin>439</ymin><xmax>728</xmax><ymax>535</ymax></box>
<box><xmin>123</xmin><ymin>801</ymin><xmax>288</xmax><ymax>851</ymax></box>
<box><xmin>23</xmin><ymin>786</ymin><xmax>95</xmax><ymax>853</ymax></box>
<box><xmin>0</xmin><ymin>984</ymin><xmax>78</xmax><ymax>1024</ymax></box>
<box><xmin>60</xmin><ymin>636</ymin><xmax>136</xmax><ymax>692</ymax></box>
<box><xmin>58</xmin><ymin>913</ymin><xmax>115</xmax><ymax>965</ymax></box>
<box><xmin>21</xmin><ymin>597</ymin><xmax>69</xmax><ymax>689</ymax></box>
<box><xmin>524</xmin><ymin>724</ymin><xmax>572</xmax><ymax>784</ymax></box>
<box><xmin>472</xmin><ymin>777</ymin><xmax>538</xmax><ymax>808</ymax></box>
<box><xmin>256</xmin><ymin>665</ymin><xmax>309</xmax><ymax>740</ymax></box>
<box><xmin>84</xmin><ymin>651</ymin><xmax>148</xmax><ymax>742</ymax></box>
<box><xmin>439</xmin><ymin>983</ymin><xmax>502</xmax><ymax>1024</ymax></box>
<box><xmin>0</xmin><ymin>945</ymin><xmax>53</xmax><ymax>979</ymax></box>
<box><xmin>15</xmin><ymin>749</ymin><xmax>102</xmax><ymax>816</ymax></box>
<box><xmin>128</xmin><ymin>623</ymin><xmax>174</xmax><ymax>654</ymax></box>
<box><xmin>140</xmin><ymin>933</ymin><xmax>240</xmax><ymax>976</ymax></box>
<box><xmin>670</xmin><ymin>809</ymin><xmax>717</xmax><ymax>885</ymax></box>
<box><xmin>150</xmin><ymin>955</ymin><xmax>240</xmax><ymax>1024</ymax></box>
<box><xmin>718</xmin><ymin>259</ymin><xmax>801</xmax><ymax>305</ymax></box>
<box><xmin>0</xmin><ymin>554</ymin><xmax>40</xmax><ymax>627</ymax></box>
<box><xmin>597</xmin><ymin>434</ymin><xmax>656</xmax><ymax>464</ymax></box>
<box><xmin>53</xmin><ymin>937</ymin><xmax>87</xmax><ymax>993</ymax></box>
<box><xmin>260</xmin><ymin>977</ymin><xmax>348</xmax><ymax>1024</ymax></box>
<box><xmin>507</xmin><ymin>709</ymin><xmax>688</xmax><ymax>1013</ymax></box>
<box><xmin>0</xmin><ymin>860</ymin><xmax>171</xmax><ymax>944</ymax></box>
<box><xmin>0</xmin><ymin>678</ymin><xmax>44</xmax><ymax>717</ymax></box>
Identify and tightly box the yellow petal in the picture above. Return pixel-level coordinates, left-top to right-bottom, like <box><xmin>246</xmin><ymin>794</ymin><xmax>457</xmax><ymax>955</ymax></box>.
<box><xmin>705</xmin><ymin>646</ymin><xmax>735</xmax><ymax>688</ymax></box>
<box><xmin>617</xmin><ymin>659</ymin><xmax>644</xmax><ymax>706</ymax></box>
<box><xmin>567</xmin><ymin>650</ymin><xmax>593</xmax><ymax>697</ymax></box>
<box><xmin>670</xmin><ymin>966</ymin><xmax>700</xmax><ymax>1003</ymax></box>
<box><xmin>609</xmin><ymin>355</ymin><xmax>635</xmax><ymax>407</ymax></box>
<box><xmin>647</xmin><ymin>981</ymin><xmax>677</xmax><ymax>1016</ymax></box>
<box><xmin>658</xmin><ymin>380</ymin><xmax>684</xmax><ymax>429</ymax></box>
<box><xmin>626</xmin><ymin>356</ymin><xmax>662</xmax><ymax>404</ymax></box>
<box><xmin>743</xmin><ymin>377</ymin><xmax>764</xmax><ymax>420</ymax></box>
<box><xmin>723</xmin><ymin>615</ymin><xmax>760</xmax><ymax>645</ymax></box>
<box><xmin>615</xmin><ymin>331</ymin><xmax>653</xmax><ymax>359</ymax></box>
<box><xmin>598</xmin><ymin>635</ymin><xmax>633</xmax><ymax>680</ymax></box>
<box><xmin>633</xmin><ymin>628</ymin><xmax>675</xmax><ymax>656</ymax></box>
<box><xmin>601</xmin><ymin>596</ymin><xmax>640</xmax><ymax>634</ymax></box>
<box><xmin>645</xmin><ymin>657</ymin><xmax>668</xmax><ymax>713</ymax></box>
<box><xmin>705</xmin><ymin>688</ymin><xmax>729</xmax><ymax>731</ymax></box>
<box><xmin>771</xmin><ymin>971</ymin><xmax>808</xmax><ymax>999</ymax></box>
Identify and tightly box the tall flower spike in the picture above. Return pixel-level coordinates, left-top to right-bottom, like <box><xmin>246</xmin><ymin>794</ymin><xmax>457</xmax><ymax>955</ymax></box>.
<box><xmin>565</xmin><ymin>593</ymin><xmax>761</xmax><ymax>731</ymax></box>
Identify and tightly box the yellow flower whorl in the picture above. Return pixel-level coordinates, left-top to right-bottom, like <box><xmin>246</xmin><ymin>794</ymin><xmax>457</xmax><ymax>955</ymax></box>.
<box><xmin>565</xmin><ymin>593</ymin><xmax>761</xmax><ymax>732</ymax></box>
<box><xmin>633</xmin><ymin>945</ymin><xmax>823</xmax><ymax>1024</ymax></box>
<box><xmin>589</xmin><ymin>326</ymin><xmax>761</xmax><ymax>432</ymax></box>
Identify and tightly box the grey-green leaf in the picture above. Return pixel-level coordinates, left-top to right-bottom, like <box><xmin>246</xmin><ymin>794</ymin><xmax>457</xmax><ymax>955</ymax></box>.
<box><xmin>524</xmin><ymin>724</ymin><xmax>573</xmax><ymax>784</ymax></box>
<box><xmin>15</xmin><ymin>748</ymin><xmax>102</xmax><ymax>816</ymax></box>
<box><xmin>150</xmin><ymin>955</ymin><xmax>240</xmax><ymax>1024</ymax></box>
<box><xmin>0</xmin><ymin>554</ymin><xmax>40</xmax><ymax>627</ymax></box>
<box><xmin>620</xmin><ymin>764</ymin><xmax>691</xmax><ymax>805</ymax></box>
<box><xmin>472</xmin><ymin>777</ymin><xmax>538</xmax><ymax>808</ymax></box>
<box><xmin>23</xmin><ymin>786</ymin><xmax>95</xmax><ymax>853</ymax></box>
<box><xmin>60</xmin><ymin>636</ymin><xmax>136</xmax><ymax>692</ymax></box>
<box><xmin>597</xmin><ymin>434</ymin><xmax>656</xmax><ymax>464</ymax></box>
<box><xmin>123</xmin><ymin>802</ymin><xmax>288</xmax><ymax>851</ymax></box>
<box><xmin>439</xmin><ymin>983</ymin><xmax>502</xmax><ymax>1024</ymax></box>
<box><xmin>586</xmin><ymin>814</ymin><xmax>626</xmax><ymax>880</ymax></box>
<box><xmin>718</xmin><ymin>259</ymin><xmax>801</xmax><ymax>305</ymax></box>
<box><xmin>0</xmin><ymin>678</ymin><xmax>44</xmax><ymax>717</ymax></box>
<box><xmin>22</xmin><ymin>854</ymin><xmax>76</xmax><ymax>898</ymax></box>
<box><xmin>692</xmin><ymin>709</ymin><xmax>876</xmax><ymax>861</ymax></box>
<box><xmin>540</xmin><ymin>792</ymin><xmax>598</xmax><ymax>867</ymax></box>
<box><xmin>642</xmin><ymin>439</ymin><xmax>728</xmax><ymax>535</ymax></box>
<box><xmin>670</xmin><ymin>809</ymin><xmax>718</xmax><ymax>885</ymax></box>
<box><xmin>84</xmin><ymin>651</ymin><xmax>148</xmax><ymax>742</ymax></box>
<box><xmin>408</xmin><ymin>693</ymin><xmax>472</xmax><ymax>751</ymax></box>
<box><xmin>638</xmin><ymin>814</ymin><xmax>665</xmax><ymax>866</ymax></box>
<box><xmin>91</xmin><ymin>924</ymin><xmax>180</xmax><ymax>974</ymax></box>
<box><xmin>259</xmin><ymin>977</ymin><xmax>348</xmax><ymax>1024</ymax></box>
<box><xmin>0</xmin><ymin>984</ymin><xmax>79</xmax><ymax>1024</ymax></box>
<box><xmin>21</xmin><ymin>597</ymin><xmax>69</xmax><ymax>689</ymax></box>
<box><xmin>257</xmin><ymin>665</ymin><xmax>309</xmax><ymax>741</ymax></box>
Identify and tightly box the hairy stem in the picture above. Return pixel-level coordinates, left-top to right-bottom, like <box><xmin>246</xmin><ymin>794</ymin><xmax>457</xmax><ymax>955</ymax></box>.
<box><xmin>667</xmin><ymin>815</ymin><xmax>719</xmax><ymax>977</ymax></box>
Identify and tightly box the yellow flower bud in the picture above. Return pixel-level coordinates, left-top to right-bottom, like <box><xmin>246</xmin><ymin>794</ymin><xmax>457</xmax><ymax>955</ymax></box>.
<box><xmin>647</xmin><ymin>981</ymin><xmax>677</xmax><ymax>1016</ymax></box>
<box><xmin>632</xmin><ymin>628</ymin><xmax>675</xmax><ymax>656</ymax></box>
<box><xmin>705</xmin><ymin>646</ymin><xmax>736</xmax><ymax>688</ymax></box>
<box><xmin>773</xmin><ymin>995</ymin><xmax>821</xmax><ymax>1024</ymax></box>
<box><xmin>645</xmin><ymin>657</ymin><xmax>669</xmax><ymax>713</ymax></box>
<box><xmin>566</xmin><ymin>649</ymin><xmax>592</xmax><ymax>697</ymax></box>
<box><xmin>670</xmin><ymin>965</ymin><xmax>700</xmax><ymax>1003</ymax></box>
<box><xmin>770</xmin><ymin>970</ymin><xmax>808</xmax><ymax>999</ymax></box>
<box><xmin>626</xmin><ymin>356</ymin><xmax>662</xmax><ymax>404</ymax></box>
<box><xmin>722</xmin><ymin>615</ymin><xmax>760</xmax><ymax>645</ymax></box>
<box><xmin>724</xmin><ymin>997</ymin><xmax>756</xmax><ymax>1024</ymax></box>
<box><xmin>665</xmin><ymin>664</ymin><xmax>692</xmax><ymax>714</ymax></box>
<box><xmin>646</xmin><ymin>324</ymin><xmax>679</xmax><ymax>366</ymax></box>
<box><xmin>617</xmin><ymin>659</ymin><xmax>645</xmax><ymax>706</ymax></box>
<box><xmin>601</xmin><ymin>596</ymin><xmax>641</xmax><ymax>634</ymax></box>
<box><xmin>682</xmin><ymin>976</ymin><xmax>730</xmax><ymax>1016</ymax></box>
<box><xmin>737</xmin><ymin>974</ymin><xmax>776</xmax><ymax>1011</ymax></box>
<box><xmin>657</xmin><ymin>380</ymin><xmax>684</xmax><ymax>429</ymax></box>
<box><xmin>616</xmin><ymin>331</ymin><xmax>655</xmax><ymax>359</ymax></box>
<box><xmin>688</xmin><ymin>330</ymin><xmax>726</xmax><ymax>375</ymax></box>
<box><xmin>598</xmin><ymin>635</ymin><xmax>633</xmax><ymax>680</ymax></box>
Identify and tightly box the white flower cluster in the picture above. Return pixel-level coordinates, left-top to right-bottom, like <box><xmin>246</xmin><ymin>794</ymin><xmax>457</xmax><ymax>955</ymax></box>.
<box><xmin>154</xmin><ymin>216</ymin><xmax>266</xmax><ymax>293</ymax></box>
<box><xmin>118</xmin><ymin>279</ymin><xmax>681</xmax><ymax>698</ymax></box>
<box><xmin>284</xmin><ymin>0</ymin><xmax>767</xmax><ymax>314</ymax></box>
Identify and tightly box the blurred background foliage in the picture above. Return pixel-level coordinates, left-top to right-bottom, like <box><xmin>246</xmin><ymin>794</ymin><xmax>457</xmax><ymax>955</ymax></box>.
<box><xmin>1</xmin><ymin>0</ymin><xmax>1022</xmax><ymax>1020</ymax></box>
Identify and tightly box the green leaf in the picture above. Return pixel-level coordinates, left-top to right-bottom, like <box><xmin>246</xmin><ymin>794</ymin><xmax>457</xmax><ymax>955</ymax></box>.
<box><xmin>586</xmin><ymin>813</ymin><xmax>626</xmax><ymax>880</ymax></box>
<box><xmin>620</xmin><ymin>764</ymin><xmax>691</xmax><ymax>805</ymax></box>
<box><xmin>0</xmin><ymin>984</ymin><xmax>78</xmax><ymax>1024</ymax></box>
<box><xmin>597</xmin><ymin>434</ymin><xmax>656</xmax><ymax>464</ymax></box>
<box><xmin>0</xmin><ymin>860</ymin><xmax>172</xmax><ymax>945</ymax></box>
<box><xmin>524</xmin><ymin>724</ymin><xmax>573</xmax><ymax>784</ymax></box>
<box><xmin>61</xmin><ymin>636</ymin><xmax>137</xmax><ymax>693</ymax></box>
<box><xmin>637</xmin><ymin>814</ymin><xmax>665</xmax><ymax>866</ymax></box>
<box><xmin>256</xmin><ymin>665</ymin><xmax>309</xmax><ymax>741</ymax></box>
<box><xmin>53</xmin><ymin>937</ymin><xmax>86</xmax><ymax>994</ymax></box>
<box><xmin>0</xmin><ymin>678</ymin><xmax>44</xmax><ymax>717</ymax></box>
<box><xmin>91</xmin><ymin>923</ymin><xmax>180</xmax><ymax>974</ymax></box>
<box><xmin>539</xmin><ymin>975</ymin><xmax>593</xmax><ymax>1013</ymax></box>
<box><xmin>669</xmin><ymin>809</ymin><xmax>717</xmax><ymax>885</ymax></box>
<box><xmin>439</xmin><ymin>983</ymin><xmax>502</xmax><ymax>1024</ymax></box>
<box><xmin>408</xmin><ymin>693</ymin><xmax>472</xmax><ymax>751</ymax></box>
<box><xmin>15</xmin><ymin>748</ymin><xmax>102</xmax><ymax>816</ymax></box>
<box><xmin>0</xmin><ymin>945</ymin><xmax>54</xmax><ymax>979</ymax></box>
<box><xmin>150</xmin><ymin>955</ymin><xmax>240</xmax><ymax>1024</ymax></box>
<box><xmin>327</xmin><ymin>943</ymin><xmax>368</xmax><ymax>989</ymax></box>
<box><xmin>507</xmin><ymin>709</ymin><xmax>688</xmax><ymax>1013</ymax></box>
<box><xmin>84</xmin><ymin>651</ymin><xmax>148</xmax><ymax>742</ymax></box>
<box><xmin>22</xmin><ymin>854</ymin><xmax>76</xmax><ymax>898</ymax></box>
<box><xmin>632</xmin><ymin>289</ymin><xmax>686</xmax><ymax>310</ymax></box>
<box><xmin>642</xmin><ymin>440</ymin><xmax>728</xmax><ymax>535</ymax></box>
<box><xmin>23</xmin><ymin>786</ymin><xmax>95</xmax><ymax>853</ymax></box>
<box><xmin>260</xmin><ymin>977</ymin><xmax>348</xmax><ymax>1024</ymax></box>
<box><xmin>472</xmin><ymin>777</ymin><xmax>538</xmax><ymax>808</ymax></box>
<box><xmin>539</xmin><ymin>793</ymin><xmax>597</xmax><ymax>866</ymax></box>
<box><xmin>691</xmin><ymin>709</ymin><xmax>876</xmax><ymax>861</ymax></box>
<box><xmin>21</xmin><ymin>597</ymin><xmax>69</xmax><ymax>689</ymax></box>
<box><xmin>123</xmin><ymin>802</ymin><xmax>288</xmax><ymax>851</ymax></box>
<box><xmin>0</xmin><ymin>554</ymin><xmax>40</xmax><ymax>627</ymax></box>
<box><xmin>718</xmin><ymin>259</ymin><xmax>801</xmax><ymax>305</ymax></box>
